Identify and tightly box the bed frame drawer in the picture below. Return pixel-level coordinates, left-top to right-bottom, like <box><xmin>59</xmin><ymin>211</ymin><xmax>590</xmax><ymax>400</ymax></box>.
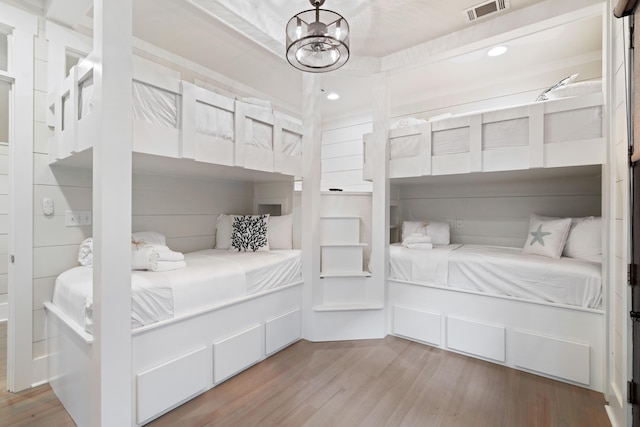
<box><xmin>213</xmin><ymin>324</ymin><xmax>263</xmax><ymax>384</ymax></box>
<box><xmin>265</xmin><ymin>308</ymin><xmax>301</xmax><ymax>356</ymax></box>
<box><xmin>393</xmin><ymin>305</ymin><xmax>441</xmax><ymax>346</ymax></box>
<box><xmin>136</xmin><ymin>346</ymin><xmax>208</xmax><ymax>425</ymax></box>
<box><xmin>513</xmin><ymin>329</ymin><xmax>590</xmax><ymax>385</ymax></box>
<box><xmin>447</xmin><ymin>316</ymin><xmax>506</xmax><ymax>362</ymax></box>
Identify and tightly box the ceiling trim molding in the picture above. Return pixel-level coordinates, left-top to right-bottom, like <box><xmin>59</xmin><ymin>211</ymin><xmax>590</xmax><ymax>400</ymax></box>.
<box><xmin>44</xmin><ymin>0</ymin><xmax>92</xmax><ymax>28</ymax></box>
<box><xmin>380</xmin><ymin>0</ymin><xmax>604</xmax><ymax>73</ymax></box>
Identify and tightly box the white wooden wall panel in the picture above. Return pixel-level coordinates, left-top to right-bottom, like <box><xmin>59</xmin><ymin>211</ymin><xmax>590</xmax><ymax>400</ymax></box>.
<box><xmin>322</xmin><ymin>140</ymin><xmax>362</xmax><ymax>159</ymax></box>
<box><xmin>33</xmin><ymin>122</ymin><xmax>49</xmax><ymax>155</ymax></box>
<box><xmin>33</xmin><ymin>277</ymin><xmax>55</xmax><ymax>309</ymax></box>
<box><xmin>0</xmin><ymin>144</ymin><xmax>6</xmax><ymax>321</ymax></box>
<box><xmin>322</xmin><ymin>155</ymin><xmax>364</xmax><ymax>173</ymax></box>
<box><xmin>398</xmin><ymin>173</ymin><xmax>601</xmax><ymax>247</ymax></box>
<box><xmin>321</xmin><ymin>121</ymin><xmax>373</xmax><ymax>193</ymax></box>
<box><xmin>34</xmin><ymin>153</ymin><xmax>92</xmax><ymax>187</ymax></box>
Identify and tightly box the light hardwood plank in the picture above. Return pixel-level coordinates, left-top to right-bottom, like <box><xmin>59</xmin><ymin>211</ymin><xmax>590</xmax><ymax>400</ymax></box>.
<box><xmin>0</xmin><ymin>322</ymin><xmax>610</xmax><ymax>426</ymax></box>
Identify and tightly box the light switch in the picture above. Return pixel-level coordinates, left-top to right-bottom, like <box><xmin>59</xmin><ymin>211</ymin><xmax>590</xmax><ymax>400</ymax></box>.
<box><xmin>65</xmin><ymin>210</ymin><xmax>92</xmax><ymax>226</ymax></box>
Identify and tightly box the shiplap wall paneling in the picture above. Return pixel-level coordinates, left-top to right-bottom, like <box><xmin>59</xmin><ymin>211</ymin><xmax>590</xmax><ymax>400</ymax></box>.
<box><xmin>0</xmin><ymin>143</ymin><xmax>7</xmax><ymax>321</ymax></box>
<box><xmin>397</xmin><ymin>171</ymin><xmax>601</xmax><ymax>247</ymax></box>
<box><xmin>132</xmin><ymin>174</ymin><xmax>254</xmax><ymax>253</ymax></box>
<box><xmin>321</xmin><ymin>122</ymin><xmax>372</xmax><ymax>192</ymax></box>
<box><xmin>606</xmin><ymin>8</ymin><xmax>630</xmax><ymax>426</ymax></box>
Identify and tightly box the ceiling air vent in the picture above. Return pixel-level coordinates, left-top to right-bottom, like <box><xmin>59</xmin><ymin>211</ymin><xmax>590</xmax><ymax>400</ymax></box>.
<box><xmin>464</xmin><ymin>0</ymin><xmax>510</xmax><ymax>22</ymax></box>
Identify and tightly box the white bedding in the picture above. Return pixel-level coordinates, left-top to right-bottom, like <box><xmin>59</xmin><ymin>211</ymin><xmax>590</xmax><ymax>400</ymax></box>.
<box><xmin>52</xmin><ymin>249</ymin><xmax>302</xmax><ymax>333</ymax></box>
<box><xmin>389</xmin><ymin>244</ymin><xmax>602</xmax><ymax>308</ymax></box>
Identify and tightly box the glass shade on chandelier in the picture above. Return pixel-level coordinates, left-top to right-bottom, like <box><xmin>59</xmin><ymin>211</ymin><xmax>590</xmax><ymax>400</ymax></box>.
<box><xmin>286</xmin><ymin>0</ymin><xmax>350</xmax><ymax>73</ymax></box>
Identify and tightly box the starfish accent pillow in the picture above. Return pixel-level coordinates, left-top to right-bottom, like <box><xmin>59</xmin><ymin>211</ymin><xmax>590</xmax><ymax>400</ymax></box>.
<box><xmin>522</xmin><ymin>214</ymin><xmax>572</xmax><ymax>258</ymax></box>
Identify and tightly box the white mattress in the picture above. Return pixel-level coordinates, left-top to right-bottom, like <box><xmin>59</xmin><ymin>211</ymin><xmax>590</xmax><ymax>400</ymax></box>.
<box><xmin>389</xmin><ymin>244</ymin><xmax>602</xmax><ymax>308</ymax></box>
<box><xmin>52</xmin><ymin>249</ymin><xmax>302</xmax><ymax>333</ymax></box>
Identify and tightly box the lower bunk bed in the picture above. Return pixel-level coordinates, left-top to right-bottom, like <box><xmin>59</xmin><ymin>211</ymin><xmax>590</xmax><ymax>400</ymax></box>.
<box><xmin>387</xmin><ymin>243</ymin><xmax>605</xmax><ymax>392</ymax></box>
<box><xmin>44</xmin><ymin>248</ymin><xmax>303</xmax><ymax>426</ymax></box>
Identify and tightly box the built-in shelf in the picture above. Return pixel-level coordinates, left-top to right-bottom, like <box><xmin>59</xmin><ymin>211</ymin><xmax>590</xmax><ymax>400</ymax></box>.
<box><xmin>312</xmin><ymin>303</ymin><xmax>384</xmax><ymax>312</ymax></box>
<box><xmin>320</xmin><ymin>243</ymin><xmax>368</xmax><ymax>247</ymax></box>
<box><xmin>320</xmin><ymin>271</ymin><xmax>372</xmax><ymax>278</ymax></box>
<box><xmin>318</xmin><ymin>215</ymin><xmax>377</xmax><ymax>309</ymax></box>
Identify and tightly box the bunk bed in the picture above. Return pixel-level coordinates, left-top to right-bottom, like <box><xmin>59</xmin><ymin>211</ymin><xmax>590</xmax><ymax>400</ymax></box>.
<box><xmin>367</xmin><ymin>86</ymin><xmax>607</xmax><ymax>392</ymax></box>
<box><xmin>47</xmin><ymin>55</ymin><xmax>304</xmax><ymax>176</ymax></box>
<box><xmin>363</xmin><ymin>89</ymin><xmax>604</xmax><ymax>179</ymax></box>
<box><xmin>43</xmin><ymin>54</ymin><xmax>306</xmax><ymax>426</ymax></box>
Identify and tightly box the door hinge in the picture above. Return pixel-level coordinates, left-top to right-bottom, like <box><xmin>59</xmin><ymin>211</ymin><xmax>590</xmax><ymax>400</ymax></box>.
<box><xmin>632</xmin><ymin>311</ymin><xmax>640</xmax><ymax>321</ymax></box>
<box><xmin>629</xmin><ymin>380</ymin><xmax>638</xmax><ymax>405</ymax></box>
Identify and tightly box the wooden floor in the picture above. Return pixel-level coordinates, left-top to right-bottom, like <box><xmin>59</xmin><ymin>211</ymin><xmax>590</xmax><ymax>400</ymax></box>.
<box><xmin>1</xmin><ymin>322</ymin><xmax>611</xmax><ymax>427</ymax></box>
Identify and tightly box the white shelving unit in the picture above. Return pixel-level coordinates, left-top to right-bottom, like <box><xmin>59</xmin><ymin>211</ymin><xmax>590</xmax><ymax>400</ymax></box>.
<box><xmin>313</xmin><ymin>216</ymin><xmax>378</xmax><ymax>312</ymax></box>
<box><xmin>320</xmin><ymin>216</ymin><xmax>370</xmax><ymax>277</ymax></box>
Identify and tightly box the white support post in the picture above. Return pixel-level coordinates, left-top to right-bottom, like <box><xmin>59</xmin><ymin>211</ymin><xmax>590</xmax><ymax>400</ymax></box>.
<box><xmin>5</xmin><ymin>3</ymin><xmax>37</xmax><ymax>392</ymax></box>
<box><xmin>301</xmin><ymin>73</ymin><xmax>322</xmax><ymax>339</ymax></box>
<box><xmin>371</xmin><ymin>73</ymin><xmax>390</xmax><ymax>324</ymax></box>
<box><xmin>92</xmin><ymin>1</ymin><xmax>133</xmax><ymax>425</ymax></box>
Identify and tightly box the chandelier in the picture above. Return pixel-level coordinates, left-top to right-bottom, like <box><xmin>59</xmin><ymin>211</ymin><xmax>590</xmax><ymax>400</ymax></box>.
<box><xmin>285</xmin><ymin>0</ymin><xmax>350</xmax><ymax>73</ymax></box>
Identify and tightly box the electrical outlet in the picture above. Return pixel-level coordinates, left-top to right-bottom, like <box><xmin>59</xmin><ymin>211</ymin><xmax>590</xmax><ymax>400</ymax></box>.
<box><xmin>455</xmin><ymin>219</ymin><xmax>464</xmax><ymax>229</ymax></box>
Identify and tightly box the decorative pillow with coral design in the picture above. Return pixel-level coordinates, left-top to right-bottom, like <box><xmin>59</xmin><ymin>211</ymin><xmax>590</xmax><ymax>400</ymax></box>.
<box><xmin>230</xmin><ymin>214</ymin><xmax>270</xmax><ymax>252</ymax></box>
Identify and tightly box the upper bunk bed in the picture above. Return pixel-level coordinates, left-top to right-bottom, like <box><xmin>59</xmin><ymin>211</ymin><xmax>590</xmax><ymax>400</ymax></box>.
<box><xmin>46</xmin><ymin>53</ymin><xmax>304</xmax><ymax>178</ymax></box>
<box><xmin>363</xmin><ymin>81</ymin><xmax>605</xmax><ymax>180</ymax></box>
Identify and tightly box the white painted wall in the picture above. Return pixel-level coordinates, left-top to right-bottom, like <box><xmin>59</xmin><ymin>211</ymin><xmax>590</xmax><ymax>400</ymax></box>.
<box><xmin>0</xmin><ymin>143</ymin><xmax>7</xmax><ymax>322</ymax></box>
<box><xmin>395</xmin><ymin>170</ymin><xmax>602</xmax><ymax>248</ymax></box>
<box><xmin>321</xmin><ymin>121</ymin><xmax>372</xmax><ymax>193</ymax></box>
<box><xmin>606</xmin><ymin>5</ymin><xmax>631</xmax><ymax>425</ymax></box>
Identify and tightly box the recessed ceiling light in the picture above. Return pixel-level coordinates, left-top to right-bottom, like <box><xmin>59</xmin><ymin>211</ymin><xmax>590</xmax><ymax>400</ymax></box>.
<box><xmin>487</xmin><ymin>45</ymin><xmax>508</xmax><ymax>57</ymax></box>
<box><xmin>327</xmin><ymin>92</ymin><xmax>340</xmax><ymax>100</ymax></box>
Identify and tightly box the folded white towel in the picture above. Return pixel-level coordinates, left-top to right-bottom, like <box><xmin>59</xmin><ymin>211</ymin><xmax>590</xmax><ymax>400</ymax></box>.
<box><xmin>402</xmin><ymin>234</ymin><xmax>432</xmax><ymax>246</ymax></box>
<box><xmin>131</xmin><ymin>247</ymin><xmax>154</xmax><ymax>270</ymax></box>
<box><xmin>132</xmin><ymin>245</ymin><xmax>185</xmax><ymax>270</ymax></box>
<box><xmin>150</xmin><ymin>260</ymin><xmax>186</xmax><ymax>272</ymax></box>
<box><xmin>406</xmin><ymin>242</ymin><xmax>433</xmax><ymax>250</ymax></box>
<box><xmin>78</xmin><ymin>238</ymin><xmax>93</xmax><ymax>266</ymax></box>
<box><xmin>148</xmin><ymin>245</ymin><xmax>184</xmax><ymax>262</ymax></box>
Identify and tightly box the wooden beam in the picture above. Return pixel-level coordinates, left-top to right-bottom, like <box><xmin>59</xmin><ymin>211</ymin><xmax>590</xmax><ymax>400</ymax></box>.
<box><xmin>92</xmin><ymin>0</ymin><xmax>133</xmax><ymax>425</ymax></box>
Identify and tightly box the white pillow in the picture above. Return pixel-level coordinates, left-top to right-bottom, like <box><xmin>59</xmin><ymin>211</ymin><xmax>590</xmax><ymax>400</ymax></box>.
<box><xmin>215</xmin><ymin>213</ymin><xmax>233</xmax><ymax>249</ymax></box>
<box><xmin>131</xmin><ymin>231</ymin><xmax>166</xmax><ymax>249</ymax></box>
<box><xmin>563</xmin><ymin>216</ymin><xmax>602</xmax><ymax>262</ymax></box>
<box><xmin>268</xmin><ymin>214</ymin><xmax>293</xmax><ymax>250</ymax></box>
<box><xmin>522</xmin><ymin>214</ymin><xmax>571</xmax><ymax>258</ymax></box>
<box><xmin>230</xmin><ymin>214</ymin><xmax>270</xmax><ymax>252</ymax></box>
<box><xmin>545</xmin><ymin>80</ymin><xmax>601</xmax><ymax>100</ymax></box>
<box><xmin>536</xmin><ymin>73</ymin><xmax>579</xmax><ymax>101</ymax></box>
<box><xmin>402</xmin><ymin>220</ymin><xmax>450</xmax><ymax>245</ymax></box>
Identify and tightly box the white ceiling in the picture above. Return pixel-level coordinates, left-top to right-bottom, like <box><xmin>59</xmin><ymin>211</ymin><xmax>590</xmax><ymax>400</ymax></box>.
<box><xmin>49</xmin><ymin>0</ymin><xmax>605</xmax><ymax>123</ymax></box>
